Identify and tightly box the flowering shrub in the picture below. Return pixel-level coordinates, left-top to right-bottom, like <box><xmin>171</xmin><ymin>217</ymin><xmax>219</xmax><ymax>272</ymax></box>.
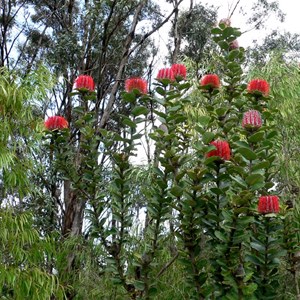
<box><xmin>38</xmin><ymin>18</ymin><xmax>289</xmax><ymax>300</ymax></box>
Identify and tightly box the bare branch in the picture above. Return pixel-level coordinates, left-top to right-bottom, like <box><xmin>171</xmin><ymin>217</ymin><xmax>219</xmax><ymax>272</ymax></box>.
<box><xmin>157</xmin><ymin>251</ymin><xmax>179</xmax><ymax>277</ymax></box>
<box><xmin>229</xmin><ymin>0</ymin><xmax>242</xmax><ymax>19</ymax></box>
<box><xmin>99</xmin><ymin>0</ymin><xmax>147</xmax><ymax>129</ymax></box>
<box><xmin>129</xmin><ymin>0</ymin><xmax>185</xmax><ymax>56</ymax></box>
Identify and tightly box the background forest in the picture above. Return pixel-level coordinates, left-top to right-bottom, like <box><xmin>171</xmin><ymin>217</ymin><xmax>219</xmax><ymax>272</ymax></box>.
<box><xmin>1</xmin><ymin>0</ymin><xmax>300</xmax><ymax>299</ymax></box>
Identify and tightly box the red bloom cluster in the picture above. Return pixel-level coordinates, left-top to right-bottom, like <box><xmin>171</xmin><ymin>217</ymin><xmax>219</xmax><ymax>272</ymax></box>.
<box><xmin>125</xmin><ymin>77</ymin><xmax>148</xmax><ymax>94</ymax></box>
<box><xmin>200</xmin><ymin>74</ymin><xmax>221</xmax><ymax>89</ymax></box>
<box><xmin>258</xmin><ymin>195</ymin><xmax>280</xmax><ymax>214</ymax></box>
<box><xmin>247</xmin><ymin>79</ymin><xmax>270</xmax><ymax>96</ymax></box>
<box><xmin>74</xmin><ymin>75</ymin><xmax>95</xmax><ymax>92</ymax></box>
<box><xmin>156</xmin><ymin>68</ymin><xmax>175</xmax><ymax>81</ymax></box>
<box><xmin>44</xmin><ymin>116</ymin><xmax>69</xmax><ymax>131</ymax></box>
<box><xmin>171</xmin><ymin>64</ymin><xmax>187</xmax><ymax>79</ymax></box>
<box><xmin>242</xmin><ymin>110</ymin><xmax>262</xmax><ymax>130</ymax></box>
<box><xmin>207</xmin><ymin>140</ymin><xmax>231</xmax><ymax>161</ymax></box>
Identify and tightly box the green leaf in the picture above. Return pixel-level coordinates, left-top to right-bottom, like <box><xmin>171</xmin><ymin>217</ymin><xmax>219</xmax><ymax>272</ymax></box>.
<box><xmin>122</xmin><ymin>92</ymin><xmax>136</xmax><ymax>103</ymax></box>
<box><xmin>215</xmin><ymin>107</ymin><xmax>227</xmax><ymax>116</ymax></box>
<box><xmin>252</xmin><ymin>161</ymin><xmax>269</xmax><ymax>171</ymax></box>
<box><xmin>133</xmin><ymin>280</ymin><xmax>145</xmax><ymax>291</ymax></box>
<box><xmin>211</xmin><ymin>27</ymin><xmax>223</xmax><ymax>35</ymax></box>
<box><xmin>218</xmin><ymin>41</ymin><xmax>229</xmax><ymax>50</ymax></box>
<box><xmin>211</xmin><ymin>187</ymin><xmax>224</xmax><ymax>195</ymax></box>
<box><xmin>156</xmin><ymin>86</ymin><xmax>166</xmax><ymax>96</ymax></box>
<box><xmin>223</xmin><ymin>27</ymin><xmax>235</xmax><ymax>38</ymax></box>
<box><xmin>122</xmin><ymin>117</ymin><xmax>136</xmax><ymax>128</ymax></box>
<box><xmin>178</xmin><ymin>82</ymin><xmax>191</xmax><ymax>91</ymax></box>
<box><xmin>230</xmin><ymin>175</ymin><xmax>247</xmax><ymax>189</ymax></box>
<box><xmin>131</xmin><ymin>106</ymin><xmax>149</xmax><ymax>116</ymax></box>
<box><xmin>248</xmin><ymin>131</ymin><xmax>264</xmax><ymax>143</ymax></box>
<box><xmin>148</xmin><ymin>287</ymin><xmax>158</xmax><ymax>296</ymax></box>
<box><xmin>228</xmin><ymin>49</ymin><xmax>240</xmax><ymax>61</ymax></box>
<box><xmin>245</xmin><ymin>174</ymin><xmax>264</xmax><ymax>186</ymax></box>
<box><xmin>238</xmin><ymin>216</ymin><xmax>254</xmax><ymax>225</ymax></box>
<box><xmin>215</xmin><ymin>230</ymin><xmax>227</xmax><ymax>242</ymax></box>
<box><xmin>204</xmin><ymin>156</ymin><xmax>219</xmax><ymax>165</ymax></box>
<box><xmin>250</xmin><ymin>242</ymin><xmax>265</xmax><ymax>253</ymax></box>
<box><xmin>198</xmin><ymin>115</ymin><xmax>211</xmax><ymax>127</ymax></box>
<box><xmin>243</xmin><ymin>283</ymin><xmax>258</xmax><ymax>295</ymax></box>
<box><xmin>186</xmin><ymin>170</ymin><xmax>197</xmax><ymax>180</ymax></box>
<box><xmin>267</xmin><ymin>130</ymin><xmax>277</xmax><ymax>139</ymax></box>
<box><xmin>245</xmin><ymin>254</ymin><xmax>262</xmax><ymax>266</ymax></box>
<box><xmin>170</xmin><ymin>185</ymin><xmax>183</xmax><ymax>197</ymax></box>
<box><xmin>202</xmin><ymin>132</ymin><xmax>215</xmax><ymax>144</ymax></box>
<box><xmin>250</xmin><ymin>182</ymin><xmax>266</xmax><ymax>191</ymax></box>
<box><xmin>237</xmin><ymin>147</ymin><xmax>257</xmax><ymax>160</ymax></box>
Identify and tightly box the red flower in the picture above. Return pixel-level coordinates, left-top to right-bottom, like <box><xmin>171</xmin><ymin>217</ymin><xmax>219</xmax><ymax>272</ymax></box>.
<box><xmin>171</xmin><ymin>64</ymin><xmax>187</xmax><ymax>80</ymax></box>
<box><xmin>247</xmin><ymin>79</ymin><xmax>270</xmax><ymax>96</ymax></box>
<box><xmin>207</xmin><ymin>140</ymin><xmax>231</xmax><ymax>161</ymax></box>
<box><xmin>242</xmin><ymin>110</ymin><xmax>262</xmax><ymax>130</ymax></box>
<box><xmin>44</xmin><ymin>116</ymin><xmax>69</xmax><ymax>130</ymax></box>
<box><xmin>258</xmin><ymin>195</ymin><xmax>279</xmax><ymax>214</ymax></box>
<box><xmin>125</xmin><ymin>77</ymin><xmax>148</xmax><ymax>94</ymax></box>
<box><xmin>156</xmin><ymin>68</ymin><xmax>175</xmax><ymax>81</ymax></box>
<box><xmin>74</xmin><ymin>75</ymin><xmax>95</xmax><ymax>92</ymax></box>
<box><xmin>200</xmin><ymin>74</ymin><xmax>221</xmax><ymax>89</ymax></box>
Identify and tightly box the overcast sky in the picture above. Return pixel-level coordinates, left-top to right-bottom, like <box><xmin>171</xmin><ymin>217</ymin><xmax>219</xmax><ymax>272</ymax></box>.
<box><xmin>187</xmin><ymin>0</ymin><xmax>297</xmax><ymax>46</ymax></box>
<box><xmin>157</xmin><ymin>0</ymin><xmax>298</xmax><ymax>46</ymax></box>
<box><xmin>211</xmin><ymin>0</ymin><xmax>298</xmax><ymax>46</ymax></box>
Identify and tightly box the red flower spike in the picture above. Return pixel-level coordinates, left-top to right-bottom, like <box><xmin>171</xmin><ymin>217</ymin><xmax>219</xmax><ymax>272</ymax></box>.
<box><xmin>200</xmin><ymin>74</ymin><xmax>221</xmax><ymax>89</ymax></box>
<box><xmin>156</xmin><ymin>68</ymin><xmax>175</xmax><ymax>81</ymax></box>
<box><xmin>45</xmin><ymin>116</ymin><xmax>68</xmax><ymax>131</ymax></box>
<box><xmin>247</xmin><ymin>79</ymin><xmax>270</xmax><ymax>97</ymax></box>
<box><xmin>125</xmin><ymin>77</ymin><xmax>148</xmax><ymax>94</ymax></box>
<box><xmin>207</xmin><ymin>140</ymin><xmax>231</xmax><ymax>161</ymax></box>
<box><xmin>242</xmin><ymin>110</ymin><xmax>262</xmax><ymax>130</ymax></box>
<box><xmin>171</xmin><ymin>64</ymin><xmax>187</xmax><ymax>80</ymax></box>
<box><xmin>74</xmin><ymin>75</ymin><xmax>95</xmax><ymax>92</ymax></box>
<box><xmin>258</xmin><ymin>195</ymin><xmax>280</xmax><ymax>214</ymax></box>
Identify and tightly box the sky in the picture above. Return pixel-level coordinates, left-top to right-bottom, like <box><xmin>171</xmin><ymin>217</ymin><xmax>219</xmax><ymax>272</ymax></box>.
<box><xmin>211</xmin><ymin>0</ymin><xmax>298</xmax><ymax>46</ymax></box>
<box><xmin>154</xmin><ymin>0</ymin><xmax>299</xmax><ymax>63</ymax></box>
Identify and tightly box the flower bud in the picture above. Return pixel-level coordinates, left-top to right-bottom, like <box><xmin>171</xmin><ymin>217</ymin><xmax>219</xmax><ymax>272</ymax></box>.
<box><xmin>242</xmin><ymin>110</ymin><xmax>262</xmax><ymax>130</ymax></box>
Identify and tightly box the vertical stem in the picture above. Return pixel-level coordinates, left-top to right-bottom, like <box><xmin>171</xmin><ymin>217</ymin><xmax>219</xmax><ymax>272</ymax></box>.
<box><xmin>263</xmin><ymin>217</ymin><xmax>270</xmax><ymax>295</ymax></box>
<box><xmin>216</xmin><ymin>163</ymin><xmax>221</xmax><ymax>228</ymax></box>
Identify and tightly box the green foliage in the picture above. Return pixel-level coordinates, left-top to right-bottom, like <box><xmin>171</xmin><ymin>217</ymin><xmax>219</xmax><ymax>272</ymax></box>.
<box><xmin>0</xmin><ymin>210</ymin><xmax>65</xmax><ymax>299</ymax></box>
<box><xmin>0</xmin><ymin>67</ymin><xmax>52</xmax><ymax>198</ymax></box>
